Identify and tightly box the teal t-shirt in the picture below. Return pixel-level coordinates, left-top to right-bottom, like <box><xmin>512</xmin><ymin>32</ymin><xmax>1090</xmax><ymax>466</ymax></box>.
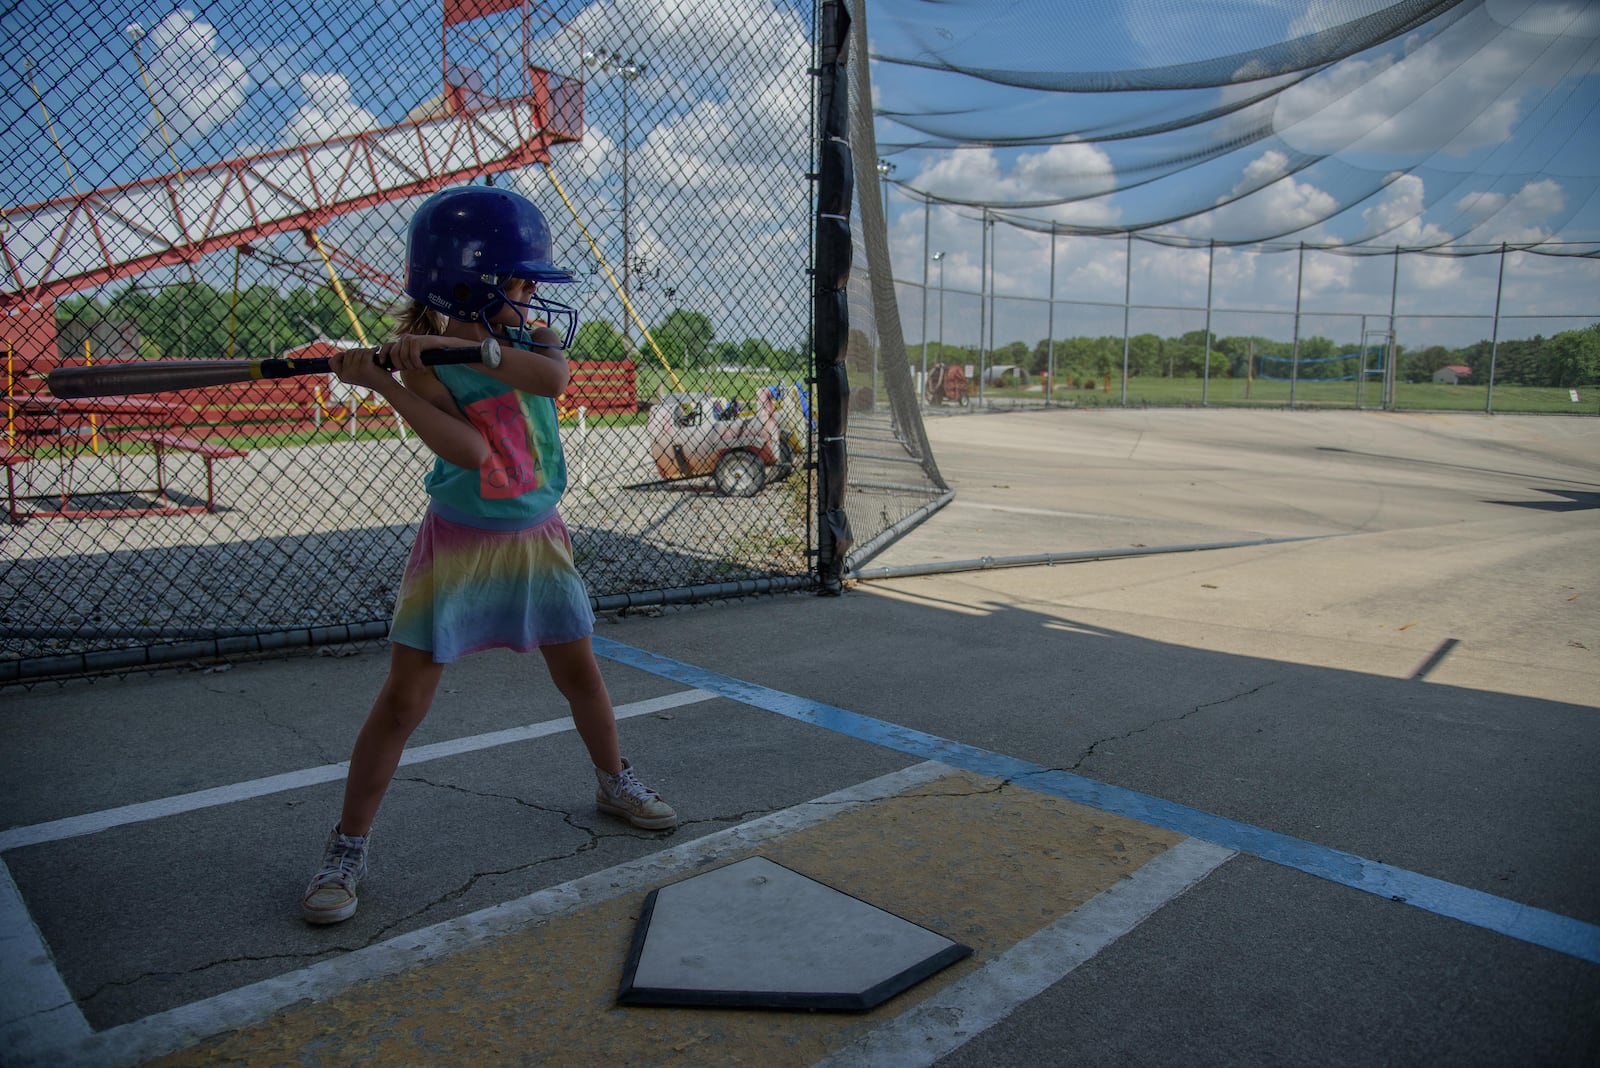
<box><xmin>424</xmin><ymin>362</ymin><xmax>567</xmax><ymax>523</ymax></box>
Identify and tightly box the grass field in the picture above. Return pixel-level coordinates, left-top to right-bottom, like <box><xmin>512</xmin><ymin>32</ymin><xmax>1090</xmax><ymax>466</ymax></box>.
<box><xmin>21</xmin><ymin>371</ymin><xmax>1588</xmax><ymax>461</ymax></box>
<box><xmin>974</xmin><ymin>377</ymin><xmax>1599</xmax><ymax>416</ymax></box>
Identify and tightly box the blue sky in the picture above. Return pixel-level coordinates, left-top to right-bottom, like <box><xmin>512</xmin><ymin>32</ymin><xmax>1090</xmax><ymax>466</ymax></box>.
<box><xmin>867</xmin><ymin>0</ymin><xmax>1600</xmax><ymax>349</ymax></box>
<box><xmin>1</xmin><ymin>0</ymin><xmax>1594</xmax><ymax>354</ymax></box>
<box><xmin>0</xmin><ymin>0</ymin><xmax>818</xmax><ymax>348</ymax></box>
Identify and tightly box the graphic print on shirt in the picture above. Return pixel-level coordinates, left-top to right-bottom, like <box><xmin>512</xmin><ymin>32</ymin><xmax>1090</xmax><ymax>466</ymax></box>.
<box><xmin>463</xmin><ymin>392</ymin><xmax>543</xmax><ymax>499</ymax></box>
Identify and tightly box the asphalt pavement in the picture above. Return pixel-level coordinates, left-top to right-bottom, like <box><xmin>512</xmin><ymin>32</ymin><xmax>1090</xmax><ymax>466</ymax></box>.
<box><xmin>2</xmin><ymin>405</ymin><xmax>1596</xmax><ymax>1066</ymax></box>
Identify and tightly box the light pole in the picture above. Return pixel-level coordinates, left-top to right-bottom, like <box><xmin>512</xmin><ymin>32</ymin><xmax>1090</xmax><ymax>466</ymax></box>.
<box><xmin>583</xmin><ymin>48</ymin><xmax>646</xmax><ymax>354</ymax></box>
<box><xmin>870</xmin><ymin>159</ymin><xmax>895</xmax><ymax>404</ymax></box>
<box><xmin>126</xmin><ymin>22</ymin><xmax>181</xmax><ymax>177</ymax></box>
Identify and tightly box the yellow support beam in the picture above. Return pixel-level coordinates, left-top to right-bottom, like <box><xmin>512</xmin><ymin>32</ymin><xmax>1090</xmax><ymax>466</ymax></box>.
<box><xmin>539</xmin><ymin>163</ymin><xmax>682</xmax><ymax>392</ymax></box>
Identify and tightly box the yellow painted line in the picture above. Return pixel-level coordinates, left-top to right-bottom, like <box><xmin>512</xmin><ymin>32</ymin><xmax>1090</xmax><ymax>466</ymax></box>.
<box><xmin>146</xmin><ymin>769</ymin><xmax>1187</xmax><ymax>1067</ymax></box>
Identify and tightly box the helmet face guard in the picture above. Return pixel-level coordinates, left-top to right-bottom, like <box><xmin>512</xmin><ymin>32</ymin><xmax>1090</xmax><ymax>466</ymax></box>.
<box><xmin>405</xmin><ymin>185</ymin><xmax>579</xmax><ymax>347</ymax></box>
<box><xmin>480</xmin><ymin>285</ymin><xmax>579</xmax><ymax>350</ymax></box>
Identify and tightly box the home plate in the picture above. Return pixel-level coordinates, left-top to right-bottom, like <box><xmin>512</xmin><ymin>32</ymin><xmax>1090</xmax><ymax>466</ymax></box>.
<box><xmin>617</xmin><ymin>856</ymin><xmax>972</xmax><ymax>1011</ymax></box>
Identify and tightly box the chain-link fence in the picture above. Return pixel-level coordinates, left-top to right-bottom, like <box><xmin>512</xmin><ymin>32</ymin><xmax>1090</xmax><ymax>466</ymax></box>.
<box><xmin>878</xmin><ymin>207</ymin><xmax>1600</xmax><ymax>416</ymax></box>
<box><xmin>1</xmin><ymin>0</ymin><xmax>953</xmax><ymax>682</ymax></box>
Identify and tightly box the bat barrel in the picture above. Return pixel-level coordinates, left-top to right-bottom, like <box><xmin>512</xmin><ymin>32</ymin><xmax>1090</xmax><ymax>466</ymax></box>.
<box><xmin>46</xmin><ymin>361</ymin><xmax>260</xmax><ymax>399</ymax></box>
<box><xmin>44</xmin><ymin>339</ymin><xmax>501</xmax><ymax>400</ymax></box>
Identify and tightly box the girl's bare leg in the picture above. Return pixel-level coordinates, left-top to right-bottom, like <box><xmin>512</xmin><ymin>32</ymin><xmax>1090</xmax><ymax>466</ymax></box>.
<box><xmin>338</xmin><ymin>643</ymin><xmax>445</xmax><ymax>835</ymax></box>
<box><xmin>540</xmin><ymin>636</ymin><xmax>622</xmax><ymax>774</ymax></box>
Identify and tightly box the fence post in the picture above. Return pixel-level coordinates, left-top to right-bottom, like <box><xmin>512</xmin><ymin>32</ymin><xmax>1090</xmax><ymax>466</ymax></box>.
<box><xmin>987</xmin><ymin>216</ymin><xmax>998</xmax><ymax>404</ymax></box>
<box><xmin>920</xmin><ymin>194</ymin><xmax>931</xmax><ymax>407</ymax></box>
<box><xmin>1120</xmin><ymin>233</ymin><xmax>1132</xmax><ymax>405</ymax></box>
<box><xmin>1290</xmin><ymin>242</ymin><xmax>1304</xmax><ymax>407</ymax></box>
<box><xmin>1202</xmin><ymin>240</ymin><xmax>1214</xmax><ymax>407</ymax></box>
<box><xmin>1046</xmin><ymin>223</ymin><xmax>1057</xmax><ymax>407</ymax></box>
<box><xmin>1487</xmin><ymin>242</ymin><xmax>1507</xmax><ymax>414</ymax></box>
<box><xmin>978</xmin><ymin>208</ymin><xmax>989</xmax><ymax>406</ymax></box>
<box><xmin>1385</xmin><ymin>246</ymin><xmax>1400</xmax><ymax>410</ymax></box>
<box><xmin>812</xmin><ymin>0</ymin><xmax>853</xmax><ymax>594</ymax></box>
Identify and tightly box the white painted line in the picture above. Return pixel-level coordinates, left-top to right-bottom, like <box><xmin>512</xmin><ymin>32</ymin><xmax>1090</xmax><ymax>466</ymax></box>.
<box><xmin>815</xmin><ymin>838</ymin><xmax>1236</xmax><ymax>1068</ymax></box>
<box><xmin>16</xmin><ymin>761</ymin><xmax>953</xmax><ymax>1068</ymax></box>
<box><xmin>0</xmin><ymin>689</ymin><xmax>714</xmax><ymax>853</ymax></box>
<box><xmin>0</xmin><ymin>860</ymin><xmax>91</xmax><ymax>1058</ymax></box>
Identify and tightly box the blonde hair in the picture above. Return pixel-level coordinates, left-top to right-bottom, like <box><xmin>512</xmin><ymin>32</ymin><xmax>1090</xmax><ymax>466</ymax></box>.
<box><xmin>394</xmin><ymin>299</ymin><xmax>450</xmax><ymax>338</ymax></box>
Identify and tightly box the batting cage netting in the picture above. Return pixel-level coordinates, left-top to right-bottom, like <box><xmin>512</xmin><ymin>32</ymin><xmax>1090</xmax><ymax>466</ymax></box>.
<box><xmin>5</xmin><ymin>0</ymin><xmax>1597</xmax><ymax>682</ymax></box>
<box><xmin>0</xmin><ymin>0</ymin><xmax>945</xmax><ymax>681</ymax></box>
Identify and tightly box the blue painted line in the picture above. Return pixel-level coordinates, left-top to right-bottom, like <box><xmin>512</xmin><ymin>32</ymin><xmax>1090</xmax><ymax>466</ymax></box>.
<box><xmin>593</xmin><ymin>636</ymin><xmax>1600</xmax><ymax>967</ymax></box>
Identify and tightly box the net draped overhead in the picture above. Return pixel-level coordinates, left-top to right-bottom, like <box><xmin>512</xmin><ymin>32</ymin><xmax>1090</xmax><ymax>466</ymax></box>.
<box><xmin>868</xmin><ymin>0</ymin><xmax>1600</xmax><ymax>253</ymax></box>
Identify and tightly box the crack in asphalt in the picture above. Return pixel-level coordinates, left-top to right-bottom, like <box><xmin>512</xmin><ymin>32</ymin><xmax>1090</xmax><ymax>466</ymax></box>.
<box><xmin>72</xmin><ymin>774</ymin><xmax>1002</xmax><ymax>1012</ymax></box>
<box><xmin>1069</xmin><ymin>680</ymin><xmax>1277</xmax><ymax>771</ymax></box>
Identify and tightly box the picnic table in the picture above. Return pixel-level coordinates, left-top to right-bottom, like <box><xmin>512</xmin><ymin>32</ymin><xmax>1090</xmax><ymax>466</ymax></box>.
<box><xmin>2</xmin><ymin>394</ymin><xmax>247</xmax><ymax>521</ymax></box>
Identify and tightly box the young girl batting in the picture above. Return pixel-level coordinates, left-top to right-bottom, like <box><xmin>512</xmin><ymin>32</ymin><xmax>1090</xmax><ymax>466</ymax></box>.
<box><xmin>301</xmin><ymin>184</ymin><xmax>676</xmax><ymax>925</ymax></box>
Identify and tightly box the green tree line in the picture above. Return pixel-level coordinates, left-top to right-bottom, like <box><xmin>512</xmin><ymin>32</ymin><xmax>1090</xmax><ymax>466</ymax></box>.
<box><xmin>919</xmin><ymin>323</ymin><xmax>1599</xmax><ymax>388</ymax></box>
<box><xmin>57</xmin><ymin>282</ymin><xmax>806</xmax><ymax>374</ymax></box>
<box><xmin>56</xmin><ymin>280</ymin><xmax>1595</xmax><ymax>388</ymax></box>
<box><xmin>572</xmin><ymin>312</ymin><xmax>802</xmax><ymax>372</ymax></box>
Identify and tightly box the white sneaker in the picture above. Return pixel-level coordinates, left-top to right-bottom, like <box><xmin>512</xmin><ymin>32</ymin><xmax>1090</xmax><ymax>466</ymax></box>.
<box><xmin>301</xmin><ymin>827</ymin><xmax>369</xmax><ymax>925</ymax></box>
<box><xmin>596</xmin><ymin>759</ymin><xmax>678</xmax><ymax>830</ymax></box>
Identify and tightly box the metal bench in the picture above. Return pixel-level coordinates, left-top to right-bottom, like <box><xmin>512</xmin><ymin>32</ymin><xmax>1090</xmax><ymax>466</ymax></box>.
<box><xmin>122</xmin><ymin>432</ymin><xmax>249</xmax><ymax>514</ymax></box>
<box><xmin>1</xmin><ymin>445</ymin><xmax>26</xmax><ymax>524</ymax></box>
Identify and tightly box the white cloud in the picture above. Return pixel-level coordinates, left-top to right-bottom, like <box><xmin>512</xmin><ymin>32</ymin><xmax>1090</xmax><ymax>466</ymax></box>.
<box><xmin>278</xmin><ymin>74</ymin><xmax>380</xmax><ymax>146</ymax></box>
<box><xmin>1176</xmin><ymin>150</ymin><xmax>1340</xmax><ymax>240</ymax></box>
<box><xmin>132</xmin><ymin>11</ymin><xmax>248</xmax><ymax>157</ymax></box>
<box><xmin>882</xmin><ymin>144</ymin><xmax>1124</xmax><ymax>305</ymax></box>
<box><xmin>510</xmin><ymin>0</ymin><xmax>817</xmax><ymax>343</ymax></box>
<box><xmin>1458</xmin><ymin>177</ymin><xmax>1566</xmax><ymax>244</ymax></box>
<box><xmin>1271</xmin><ymin>1</ymin><xmax>1598</xmax><ymax>156</ymax></box>
<box><xmin>913</xmin><ymin>144</ymin><xmax>1120</xmax><ymax>214</ymax></box>
<box><xmin>1484</xmin><ymin>0</ymin><xmax>1600</xmax><ymax>36</ymax></box>
<box><xmin>1355</xmin><ymin>174</ymin><xmax>1461</xmax><ymax>288</ymax></box>
<box><xmin>1362</xmin><ymin>173</ymin><xmax>1452</xmax><ymax>243</ymax></box>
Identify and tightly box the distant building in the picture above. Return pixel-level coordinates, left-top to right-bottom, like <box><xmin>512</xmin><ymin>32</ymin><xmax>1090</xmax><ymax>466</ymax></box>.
<box><xmin>56</xmin><ymin>318</ymin><xmax>140</xmax><ymax>363</ymax></box>
<box><xmin>1432</xmin><ymin>364</ymin><xmax>1473</xmax><ymax>384</ymax></box>
<box><xmin>982</xmin><ymin>364</ymin><xmax>1030</xmax><ymax>387</ymax></box>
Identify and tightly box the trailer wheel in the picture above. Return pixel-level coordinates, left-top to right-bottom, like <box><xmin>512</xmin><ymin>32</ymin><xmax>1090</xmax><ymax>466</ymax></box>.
<box><xmin>714</xmin><ymin>450</ymin><xmax>765</xmax><ymax>497</ymax></box>
<box><xmin>769</xmin><ymin>439</ymin><xmax>795</xmax><ymax>483</ymax></box>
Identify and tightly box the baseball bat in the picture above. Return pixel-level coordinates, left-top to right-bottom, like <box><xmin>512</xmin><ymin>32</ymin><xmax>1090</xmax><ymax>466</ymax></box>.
<box><xmin>45</xmin><ymin>338</ymin><xmax>502</xmax><ymax>400</ymax></box>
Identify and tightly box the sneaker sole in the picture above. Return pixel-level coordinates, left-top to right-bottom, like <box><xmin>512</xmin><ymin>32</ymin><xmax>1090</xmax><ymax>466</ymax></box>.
<box><xmin>301</xmin><ymin>899</ymin><xmax>358</xmax><ymax>925</ymax></box>
<box><xmin>596</xmin><ymin>800</ymin><xmax>678</xmax><ymax>830</ymax></box>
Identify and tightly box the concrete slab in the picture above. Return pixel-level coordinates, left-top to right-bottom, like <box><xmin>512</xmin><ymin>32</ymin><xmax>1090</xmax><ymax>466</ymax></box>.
<box><xmin>2</xmin><ymin>407</ymin><xmax>1595</xmax><ymax>1066</ymax></box>
<box><xmin>122</xmin><ymin>769</ymin><xmax>1188</xmax><ymax>1066</ymax></box>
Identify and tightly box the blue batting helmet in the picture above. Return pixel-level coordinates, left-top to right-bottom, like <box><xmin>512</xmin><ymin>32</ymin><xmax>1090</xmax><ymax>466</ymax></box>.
<box><xmin>404</xmin><ymin>185</ymin><xmax>578</xmax><ymax>346</ymax></box>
